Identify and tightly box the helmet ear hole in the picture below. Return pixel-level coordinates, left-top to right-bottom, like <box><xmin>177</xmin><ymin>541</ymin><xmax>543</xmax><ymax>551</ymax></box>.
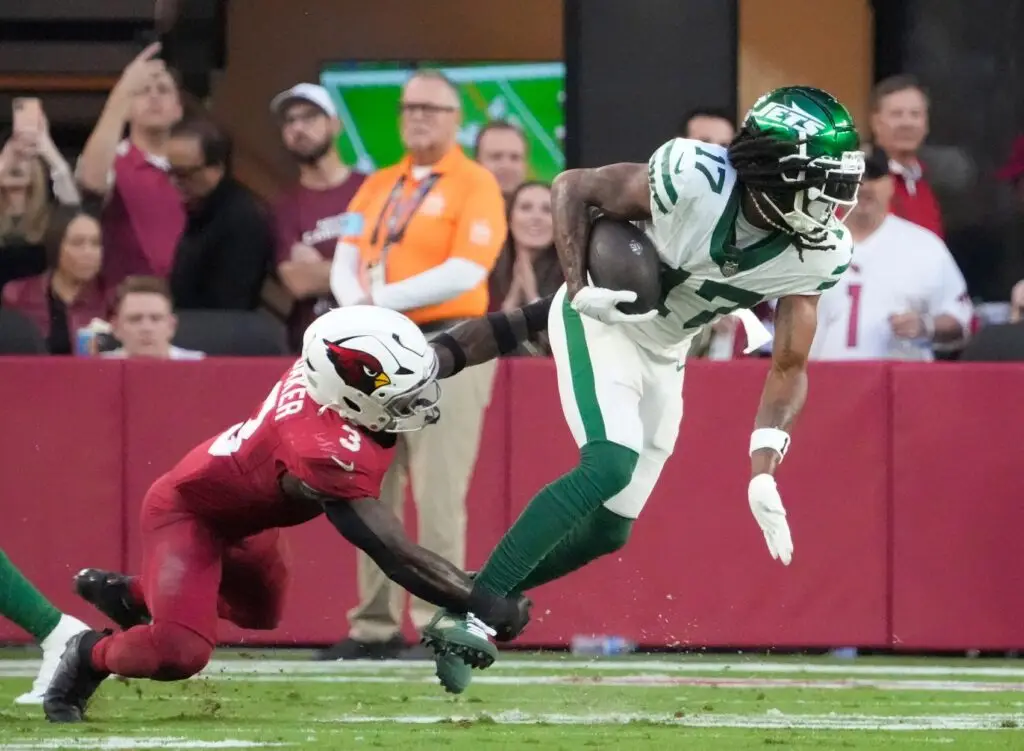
<box><xmin>343</xmin><ymin>397</ymin><xmax>360</xmax><ymax>413</ymax></box>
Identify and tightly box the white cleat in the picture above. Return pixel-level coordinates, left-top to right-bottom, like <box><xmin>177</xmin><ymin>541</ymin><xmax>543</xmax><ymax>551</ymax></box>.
<box><xmin>13</xmin><ymin>614</ymin><xmax>90</xmax><ymax>705</ymax></box>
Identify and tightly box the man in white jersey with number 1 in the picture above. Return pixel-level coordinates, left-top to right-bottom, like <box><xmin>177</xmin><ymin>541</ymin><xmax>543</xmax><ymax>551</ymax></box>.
<box><xmin>423</xmin><ymin>86</ymin><xmax>866</xmax><ymax>693</ymax></box>
<box><xmin>810</xmin><ymin>147</ymin><xmax>971</xmax><ymax>361</ymax></box>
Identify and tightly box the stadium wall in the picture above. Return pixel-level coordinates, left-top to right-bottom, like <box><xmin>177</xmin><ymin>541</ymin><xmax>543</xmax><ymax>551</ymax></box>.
<box><xmin>1</xmin><ymin>358</ymin><xmax>1021</xmax><ymax>651</ymax></box>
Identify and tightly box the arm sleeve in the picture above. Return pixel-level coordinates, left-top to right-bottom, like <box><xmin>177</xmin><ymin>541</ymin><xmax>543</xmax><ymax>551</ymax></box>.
<box><xmin>324</xmin><ymin>185</ymin><xmax>372</xmax><ymax>306</ymax></box>
<box><xmin>329</xmin><ymin>241</ymin><xmax>370</xmax><ymax>307</ymax></box>
<box><xmin>448</xmin><ymin>174</ymin><xmax>507</xmax><ymax>269</ymax></box>
<box><xmin>371</xmin><ymin>257</ymin><xmax>488</xmax><ymax>311</ymax></box>
<box><xmin>49</xmin><ymin>163</ymin><xmax>82</xmax><ymax>206</ymax></box>
<box><xmin>370</xmin><ymin>174</ymin><xmax>504</xmax><ymax>311</ymax></box>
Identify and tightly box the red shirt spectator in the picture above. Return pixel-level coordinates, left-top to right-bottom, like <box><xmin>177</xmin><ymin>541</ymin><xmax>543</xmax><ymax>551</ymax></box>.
<box><xmin>76</xmin><ymin>43</ymin><xmax>186</xmax><ymax>290</ymax></box>
<box><xmin>270</xmin><ymin>83</ymin><xmax>366</xmax><ymax>351</ymax></box>
<box><xmin>888</xmin><ymin>160</ymin><xmax>945</xmax><ymax>240</ymax></box>
<box><xmin>98</xmin><ymin>141</ymin><xmax>186</xmax><ymax>286</ymax></box>
<box><xmin>274</xmin><ymin>178</ymin><xmax>364</xmax><ymax>333</ymax></box>
<box><xmin>869</xmin><ymin>74</ymin><xmax>944</xmax><ymax>238</ymax></box>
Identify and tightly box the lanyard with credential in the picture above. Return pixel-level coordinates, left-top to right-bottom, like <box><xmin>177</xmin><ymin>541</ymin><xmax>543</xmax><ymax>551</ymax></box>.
<box><xmin>367</xmin><ymin>173</ymin><xmax>441</xmax><ymax>287</ymax></box>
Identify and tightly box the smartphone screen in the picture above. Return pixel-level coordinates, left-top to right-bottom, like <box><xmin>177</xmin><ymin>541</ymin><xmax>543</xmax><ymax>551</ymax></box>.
<box><xmin>12</xmin><ymin>98</ymin><xmax>42</xmax><ymax>135</ymax></box>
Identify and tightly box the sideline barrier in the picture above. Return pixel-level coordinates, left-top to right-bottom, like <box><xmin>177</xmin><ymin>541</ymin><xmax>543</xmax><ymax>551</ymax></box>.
<box><xmin>0</xmin><ymin>358</ymin><xmax>1021</xmax><ymax>649</ymax></box>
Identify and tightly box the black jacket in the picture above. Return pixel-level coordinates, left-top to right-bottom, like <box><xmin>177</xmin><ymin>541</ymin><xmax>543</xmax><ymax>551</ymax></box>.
<box><xmin>170</xmin><ymin>178</ymin><xmax>275</xmax><ymax>310</ymax></box>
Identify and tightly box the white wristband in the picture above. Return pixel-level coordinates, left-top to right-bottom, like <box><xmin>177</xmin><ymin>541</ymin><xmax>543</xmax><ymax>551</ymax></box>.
<box><xmin>750</xmin><ymin>428</ymin><xmax>791</xmax><ymax>461</ymax></box>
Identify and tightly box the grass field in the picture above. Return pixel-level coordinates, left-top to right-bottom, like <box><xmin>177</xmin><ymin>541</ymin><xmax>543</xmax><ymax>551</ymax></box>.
<box><xmin>2</xmin><ymin>650</ymin><xmax>1023</xmax><ymax>749</ymax></box>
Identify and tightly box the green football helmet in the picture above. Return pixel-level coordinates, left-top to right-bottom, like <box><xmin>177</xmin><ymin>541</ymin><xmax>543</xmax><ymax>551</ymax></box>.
<box><xmin>731</xmin><ymin>86</ymin><xmax>864</xmax><ymax>245</ymax></box>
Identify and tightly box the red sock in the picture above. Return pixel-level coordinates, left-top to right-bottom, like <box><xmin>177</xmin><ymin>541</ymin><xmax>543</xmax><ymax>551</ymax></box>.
<box><xmin>91</xmin><ymin>623</ymin><xmax>212</xmax><ymax>681</ymax></box>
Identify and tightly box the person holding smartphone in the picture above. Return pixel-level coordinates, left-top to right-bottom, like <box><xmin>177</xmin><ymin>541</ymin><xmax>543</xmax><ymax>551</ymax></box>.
<box><xmin>0</xmin><ymin>100</ymin><xmax>81</xmax><ymax>301</ymax></box>
<box><xmin>2</xmin><ymin>99</ymin><xmax>80</xmax><ymax>245</ymax></box>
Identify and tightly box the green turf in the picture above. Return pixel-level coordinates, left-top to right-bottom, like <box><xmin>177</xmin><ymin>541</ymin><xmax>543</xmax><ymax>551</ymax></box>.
<box><xmin>2</xmin><ymin>653</ymin><xmax>1022</xmax><ymax>749</ymax></box>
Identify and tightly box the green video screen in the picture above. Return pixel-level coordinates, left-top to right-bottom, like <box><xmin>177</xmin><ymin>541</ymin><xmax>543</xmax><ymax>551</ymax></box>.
<box><xmin>319</xmin><ymin>61</ymin><xmax>565</xmax><ymax>183</ymax></box>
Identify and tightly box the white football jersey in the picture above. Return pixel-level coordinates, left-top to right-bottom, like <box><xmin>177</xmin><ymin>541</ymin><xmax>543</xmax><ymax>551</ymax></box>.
<box><xmin>624</xmin><ymin>138</ymin><xmax>854</xmax><ymax>355</ymax></box>
<box><xmin>810</xmin><ymin>215</ymin><xmax>972</xmax><ymax>361</ymax></box>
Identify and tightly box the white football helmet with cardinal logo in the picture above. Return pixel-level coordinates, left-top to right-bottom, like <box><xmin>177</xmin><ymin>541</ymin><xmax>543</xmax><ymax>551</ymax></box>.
<box><xmin>301</xmin><ymin>306</ymin><xmax>441</xmax><ymax>432</ymax></box>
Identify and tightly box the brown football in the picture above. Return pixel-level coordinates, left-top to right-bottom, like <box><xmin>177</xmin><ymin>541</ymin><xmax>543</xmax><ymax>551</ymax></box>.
<box><xmin>587</xmin><ymin>217</ymin><xmax>662</xmax><ymax>315</ymax></box>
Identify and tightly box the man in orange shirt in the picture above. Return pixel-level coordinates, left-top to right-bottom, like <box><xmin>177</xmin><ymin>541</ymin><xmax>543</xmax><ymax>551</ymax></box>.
<box><xmin>326</xmin><ymin>70</ymin><xmax>506</xmax><ymax>659</ymax></box>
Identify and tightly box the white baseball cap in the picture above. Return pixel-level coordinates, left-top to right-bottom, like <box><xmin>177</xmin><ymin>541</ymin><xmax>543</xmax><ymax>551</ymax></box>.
<box><xmin>270</xmin><ymin>83</ymin><xmax>338</xmax><ymax>119</ymax></box>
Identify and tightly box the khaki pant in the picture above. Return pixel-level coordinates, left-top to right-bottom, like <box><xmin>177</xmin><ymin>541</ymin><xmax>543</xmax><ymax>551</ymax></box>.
<box><xmin>346</xmin><ymin>359</ymin><xmax>497</xmax><ymax>642</ymax></box>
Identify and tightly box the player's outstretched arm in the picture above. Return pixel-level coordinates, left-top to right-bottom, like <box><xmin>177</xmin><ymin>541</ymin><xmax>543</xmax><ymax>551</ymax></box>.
<box><xmin>751</xmin><ymin>294</ymin><xmax>818</xmax><ymax>475</ymax></box>
<box><xmin>745</xmin><ymin>294</ymin><xmax>819</xmax><ymax>566</ymax></box>
<box><xmin>551</xmin><ymin>164</ymin><xmax>651</xmax><ymax>297</ymax></box>
<box><xmin>279</xmin><ymin>474</ymin><xmax>530</xmax><ymax>640</ymax></box>
<box><xmin>431</xmin><ymin>294</ymin><xmax>554</xmax><ymax>379</ymax></box>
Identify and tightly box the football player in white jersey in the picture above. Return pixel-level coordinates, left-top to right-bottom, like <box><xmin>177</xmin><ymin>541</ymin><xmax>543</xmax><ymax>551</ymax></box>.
<box><xmin>422</xmin><ymin>86</ymin><xmax>866</xmax><ymax>692</ymax></box>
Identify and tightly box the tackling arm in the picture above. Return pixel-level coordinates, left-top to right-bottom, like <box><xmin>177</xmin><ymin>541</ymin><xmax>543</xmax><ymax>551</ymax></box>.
<box><xmin>750</xmin><ymin>294</ymin><xmax>819</xmax><ymax>476</ymax></box>
<box><xmin>431</xmin><ymin>294</ymin><xmax>554</xmax><ymax>379</ymax></box>
<box><xmin>550</xmin><ymin>164</ymin><xmax>652</xmax><ymax>297</ymax></box>
<box><xmin>278</xmin><ymin>474</ymin><xmax>529</xmax><ymax>640</ymax></box>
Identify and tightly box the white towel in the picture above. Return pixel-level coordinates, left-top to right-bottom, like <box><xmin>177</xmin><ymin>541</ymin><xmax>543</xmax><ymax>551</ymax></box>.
<box><xmin>730</xmin><ymin>308</ymin><xmax>773</xmax><ymax>354</ymax></box>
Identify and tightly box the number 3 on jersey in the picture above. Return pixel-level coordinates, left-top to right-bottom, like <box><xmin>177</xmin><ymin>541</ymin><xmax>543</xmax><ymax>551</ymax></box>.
<box><xmin>339</xmin><ymin>424</ymin><xmax>361</xmax><ymax>453</ymax></box>
<box><xmin>209</xmin><ymin>383</ymin><xmax>282</xmax><ymax>457</ymax></box>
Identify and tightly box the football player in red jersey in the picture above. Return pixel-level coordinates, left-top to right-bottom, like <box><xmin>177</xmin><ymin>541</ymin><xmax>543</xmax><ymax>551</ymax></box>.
<box><xmin>43</xmin><ymin>296</ymin><xmax>553</xmax><ymax>723</ymax></box>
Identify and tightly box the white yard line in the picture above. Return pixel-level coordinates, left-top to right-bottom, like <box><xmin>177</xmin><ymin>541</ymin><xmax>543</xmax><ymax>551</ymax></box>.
<box><xmin>328</xmin><ymin>709</ymin><xmax>1024</xmax><ymax>731</ymax></box>
<box><xmin>193</xmin><ymin>674</ymin><xmax>1024</xmax><ymax>692</ymax></box>
<box><xmin>5</xmin><ymin>660</ymin><xmax>1022</xmax><ymax>692</ymax></box>
<box><xmin>6</xmin><ymin>657</ymin><xmax>1024</xmax><ymax>678</ymax></box>
<box><xmin>194</xmin><ymin>659</ymin><xmax>1024</xmax><ymax>679</ymax></box>
<box><xmin>2</xmin><ymin>741</ymin><xmax>287</xmax><ymax>750</ymax></box>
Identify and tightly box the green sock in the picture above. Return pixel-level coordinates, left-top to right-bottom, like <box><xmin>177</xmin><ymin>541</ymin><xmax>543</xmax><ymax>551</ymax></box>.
<box><xmin>515</xmin><ymin>507</ymin><xmax>633</xmax><ymax>592</ymax></box>
<box><xmin>475</xmin><ymin>441</ymin><xmax>638</xmax><ymax>597</ymax></box>
<box><xmin>0</xmin><ymin>549</ymin><xmax>62</xmax><ymax>643</ymax></box>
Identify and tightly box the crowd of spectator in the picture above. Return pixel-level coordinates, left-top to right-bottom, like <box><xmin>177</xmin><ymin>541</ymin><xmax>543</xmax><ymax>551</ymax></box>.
<box><xmin>1</xmin><ymin>50</ymin><xmax>1022</xmax><ymax>364</ymax></box>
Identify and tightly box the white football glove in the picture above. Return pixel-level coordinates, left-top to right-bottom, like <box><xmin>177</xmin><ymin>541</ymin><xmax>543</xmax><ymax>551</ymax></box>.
<box><xmin>747</xmin><ymin>474</ymin><xmax>793</xmax><ymax>565</ymax></box>
<box><xmin>571</xmin><ymin>287</ymin><xmax>658</xmax><ymax>325</ymax></box>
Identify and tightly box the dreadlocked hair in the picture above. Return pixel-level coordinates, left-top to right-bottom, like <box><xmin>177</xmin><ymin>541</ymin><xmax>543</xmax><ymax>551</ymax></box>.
<box><xmin>727</xmin><ymin>128</ymin><xmax>832</xmax><ymax>259</ymax></box>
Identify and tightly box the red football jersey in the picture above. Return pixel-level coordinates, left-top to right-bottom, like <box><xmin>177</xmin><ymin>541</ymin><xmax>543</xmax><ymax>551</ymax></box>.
<box><xmin>165</xmin><ymin>360</ymin><xmax>396</xmax><ymax>536</ymax></box>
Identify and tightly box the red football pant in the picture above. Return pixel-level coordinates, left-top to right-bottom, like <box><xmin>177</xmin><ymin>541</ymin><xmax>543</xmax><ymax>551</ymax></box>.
<box><xmin>92</xmin><ymin>479</ymin><xmax>289</xmax><ymax>681</ymax></box>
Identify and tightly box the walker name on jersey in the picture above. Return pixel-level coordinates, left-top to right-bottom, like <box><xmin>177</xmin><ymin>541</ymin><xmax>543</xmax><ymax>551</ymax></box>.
<box><xmin>754</xmin><ymin>102</ymin><xmax>826</xmax><ymax>138</ymax></box>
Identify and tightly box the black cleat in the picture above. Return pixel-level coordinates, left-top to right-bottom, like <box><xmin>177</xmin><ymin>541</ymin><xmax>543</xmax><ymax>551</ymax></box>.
<box><xmin>43</xmin><ymin>630</ymin><xmax>111</xmax><ymax>723</ymax></box>
<box><xmin>74</xmin><ymin>568</ymin><xmax>150</xmax><ymax>630</ymax></box>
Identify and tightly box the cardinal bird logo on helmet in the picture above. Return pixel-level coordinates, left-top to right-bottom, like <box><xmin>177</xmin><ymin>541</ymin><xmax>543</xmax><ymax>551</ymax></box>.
<box><xmin>323</xmin><ymin>339</ymin><xmax>391</xmax><ymax>395</ymax></box>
